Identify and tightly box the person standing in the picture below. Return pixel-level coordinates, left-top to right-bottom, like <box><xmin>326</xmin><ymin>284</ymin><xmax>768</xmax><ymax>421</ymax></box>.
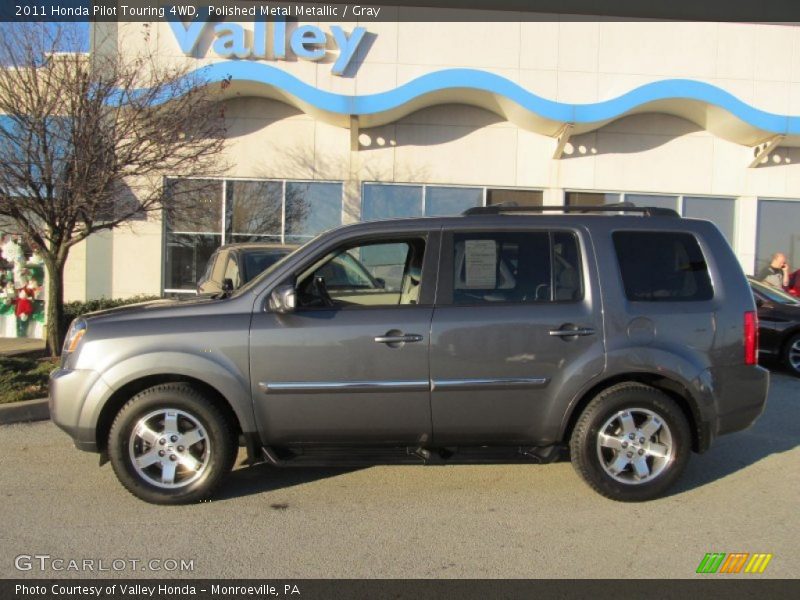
<box><xmin>758</xmin><ymin>252</ymin><xmax>790</xmax><ymax>289</ymax></box>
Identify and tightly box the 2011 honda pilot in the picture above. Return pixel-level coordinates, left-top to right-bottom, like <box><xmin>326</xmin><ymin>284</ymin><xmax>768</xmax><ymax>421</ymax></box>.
<box><xmin>49</xmin><ymin>205</ymin><xmax>769</xmax><ymax>504</ymax></box>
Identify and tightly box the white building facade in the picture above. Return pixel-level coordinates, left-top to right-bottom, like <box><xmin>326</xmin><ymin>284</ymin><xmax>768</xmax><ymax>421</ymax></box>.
<box><xmin>65</xmin><ymin>10</ymin><xmax>800</xmax><ymax>300</ymax></box>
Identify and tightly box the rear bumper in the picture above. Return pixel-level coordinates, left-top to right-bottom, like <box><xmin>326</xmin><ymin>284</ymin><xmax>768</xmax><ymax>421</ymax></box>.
<box><xmin>703</xmin><ymin>365</ymin><xmax>769</xmax><ymax>444</ymax></box>
<box><xmin>49</xmin><ymin>368</ymin><xmax>106</xmax><ymax>452</ymax></box>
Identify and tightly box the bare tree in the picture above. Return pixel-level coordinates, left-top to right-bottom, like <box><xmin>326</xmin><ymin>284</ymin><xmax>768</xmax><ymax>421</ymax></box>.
<box><xmin>0</xmin><ymin>23</ymin><xmax>227</xmax><ymax>355</ymax></box>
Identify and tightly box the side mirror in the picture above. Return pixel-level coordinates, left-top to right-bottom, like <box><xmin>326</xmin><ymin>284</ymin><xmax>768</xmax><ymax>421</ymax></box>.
<box><xmin>754</xmin><ymin>296</ymin><xmax>765</xmax><ymax>308</ymax></box>
<box><xmin>222</xmin><ymin>278</ymin><xmax>234</xmax><ymax>293</ymax></box>
<box><xmin>268</xmin><ymin>284</ymin><xmax>297</xmax><ymax>314</ymax></box>
<box><xmin>375</xmin><ymin>277</ymin><xmax>386</xmax><ymax>289</ymax></box>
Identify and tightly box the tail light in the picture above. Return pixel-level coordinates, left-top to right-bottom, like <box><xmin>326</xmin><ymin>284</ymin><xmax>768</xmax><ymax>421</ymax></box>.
<box><xmin>744</xmin><ymin>311</ymin><xmax>758</xmax><ymax>366</ymax></box>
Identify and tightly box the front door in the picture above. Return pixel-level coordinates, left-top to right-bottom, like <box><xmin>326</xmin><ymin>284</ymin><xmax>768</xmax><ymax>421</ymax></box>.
<box><xmin>250</xmin><ymin>234</ymin><xmax>436</xmax><ymax>445</ymax></box>
<box><xmin>429</xmin><ymin>228</ymin><xmax>604</xmax><ymax>445</ymax></box>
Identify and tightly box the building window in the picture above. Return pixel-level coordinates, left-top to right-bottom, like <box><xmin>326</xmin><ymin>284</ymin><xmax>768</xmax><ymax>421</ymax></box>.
<box><xmin>624</xmin><ymin>193</ymin><xmax>680</xmax><ymax>213</ymax></box>
<box><xmin>164</xmin><ymin>179</ymin><xmax>223</xmax><ymax>294</ymax></box>
<box><xmin>426</xmin><ymin>186</ymin><xmax>483</xmax><ymax>216</ymax></box>
<box><xmin>756</xmin><ymin>199</ymin><xmax>800</xmax><ymax>277</ymax></box>
<box><xmin>565</xmin><ymin>192</ymin><xmax>621</xmax><ymax>206</ymax></box>
<box><xmin>566</xmin><ymin>191</ymin><xmax>736</xmax><ymax>249</ymax></box>
<box><xmin>362</xmin><ymin>183</ymin><xmax>541</xmax><ymax>222</ymax></box>
<box><xmin>362</xmin><ymin>184</ymin><xmax>423</xmax><ymax>221</ymax></box>
<box><xmin>164</xmin><ymin>178</ymin><xmax>343</xmax><ymax>293</ymax></box>
<box><xmin>284</xmin><ymin>182</ymin><xmax>343</xmax><ymax>244</ymax></box>
<box><xmin>226</xmin><ymin>180</ymin><xmax>283</xmax><ymax>244</ymax></box>
<box><xmin>486</xmin><ymin>188</ymin><xmax>543</xmax><ymax>207</ymax></box>
<box><xmin>683</xmin><ymin>196</ymin><xmax>736</xmax><ymax>247</ymax></box>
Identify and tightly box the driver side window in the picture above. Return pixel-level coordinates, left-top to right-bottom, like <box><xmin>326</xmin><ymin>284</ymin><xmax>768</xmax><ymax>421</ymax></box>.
<box><xmin>296</xmin><ymin>239</ymin><xmax>425</xmax><ymax>308</ymax></box>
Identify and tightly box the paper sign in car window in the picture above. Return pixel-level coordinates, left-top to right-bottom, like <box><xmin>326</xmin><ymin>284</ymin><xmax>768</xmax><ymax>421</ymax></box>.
<box><xmin>464</xmin><ymin>240</ymin><xmax>497</xmax><ymax>288</ymax></box>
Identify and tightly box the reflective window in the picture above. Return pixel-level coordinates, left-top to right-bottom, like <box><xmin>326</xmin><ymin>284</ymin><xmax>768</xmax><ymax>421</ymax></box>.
<box><xmin>164</xmin><ymin>233</ymin><xmax>220</xmax><ymax>292</ymax></box>
<box><xmin>166</xmin><ymin>179</ymin><xmax>222</xmax><ymax>233</ymax></box>
<box><xmin>625</xmin><ymin>194</ymin><xmax>679</xmax><ymax>213</ymax></box>
<box><xmin>164</xmin><ymin>178</ymin><xmax>343</xmax><ymax>292</ymax></box>
<box><xmin>486</xmin><ymin>188</ymin><xmax>543</xmax><ymax>207</ymax></box>
<box><xmin>425</xmin><ymin>186</ymin><xmax>482</xmax><ymax>216</ymax></box>
<box><xmin>285</xmin><ymin>182</ymin><xmax>342</xmax><ymax>243</ymax></box>
<box><xmin>362</xmin><ymin>184</ymin><xmax>541</xmax><ymax>221</ymax></box>
<box><xmin>683</xmin><ymin>196</ymin><xmax>736</xmax><ymax>247</ymax></box>
<box><xmin>227</xmin><ymin>181</ymin><xmax>282</xmax><ymax>239</ymax></box>
<box><xmin>565</xmin><ymin>192</ymin><xmax>621</xmax><ymax>206</ymax></box>
<box><xmin>756</xmin><ymin>199</ymin><xmax>800</xmax><ymax>277</ymax></box>
<box><xmin>362</xmin><ymin>184</ymin><xmax>423</xmax><ymax>221</ymax></box>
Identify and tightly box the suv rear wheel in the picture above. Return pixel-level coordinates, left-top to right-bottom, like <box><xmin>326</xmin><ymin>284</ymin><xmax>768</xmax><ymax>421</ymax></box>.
<box><xmin>108</xmin><ymin>383</ymin><xmax>237</xmax><ymax>505</ymax></box>
<box><xmin>570</xmin><ymin>382</ymin><xmax>691</xmax><ymax>502</ymax></box>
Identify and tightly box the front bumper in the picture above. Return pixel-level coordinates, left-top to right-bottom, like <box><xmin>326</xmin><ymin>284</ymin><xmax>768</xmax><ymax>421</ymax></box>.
<box><xmin>49</xmin><ymin>368</ymin><xmax>107</xmax><ymax>452</ymax></box>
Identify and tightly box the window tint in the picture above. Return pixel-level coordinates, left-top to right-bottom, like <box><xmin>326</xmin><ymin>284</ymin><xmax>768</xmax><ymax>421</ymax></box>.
<box><xmin>613</xmin><ymin>231</ymin><xmax>713</xmax><ymax>301</ymax></box>
<box><xmin>296</xmin><ymin>239</ymin><xmax>426</xmax><ymax>308</ymax></box>
<box><xmin>450</xmin><ymin>231</ymin><xmax>582</xmax><ymax>305</ymax></box>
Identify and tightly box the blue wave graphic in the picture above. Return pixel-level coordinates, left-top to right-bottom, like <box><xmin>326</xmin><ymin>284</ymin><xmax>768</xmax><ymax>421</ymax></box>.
<box><xmin>162</xmin><ymin>62</ymin><xmax>800</xmax><ymax>136</ymax></box>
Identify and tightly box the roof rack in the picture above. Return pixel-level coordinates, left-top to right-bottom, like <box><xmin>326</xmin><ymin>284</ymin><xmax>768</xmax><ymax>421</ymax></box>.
<box><xmin>462</xmin><ymin>202</ymin><xmax>680</xmax><ymax>218</ymax></box>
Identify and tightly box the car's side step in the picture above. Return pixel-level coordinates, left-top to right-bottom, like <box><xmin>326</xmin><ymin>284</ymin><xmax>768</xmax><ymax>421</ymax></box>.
<box><xmin>262</xmin><ymin>446</ymin><xmax>426</xmax><ymax>467</ymax></box>
<box><xmin>261</xmin><ymin>445</ymin><xmax>563</xmax><ymax>467</ymax></box>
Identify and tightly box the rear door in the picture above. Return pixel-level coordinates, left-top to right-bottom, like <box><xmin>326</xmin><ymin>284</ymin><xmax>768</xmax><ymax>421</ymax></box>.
<box><xmin>429</xmin><ymin>226</ymin><xmax>605</xmax><ymax>445</ymax></box>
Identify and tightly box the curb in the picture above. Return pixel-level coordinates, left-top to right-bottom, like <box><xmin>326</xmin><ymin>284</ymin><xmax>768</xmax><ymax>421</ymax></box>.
<box><xmin>0</xmin><ymin>398</ymin><xmax>50</xmax><ymax>425</ymax></box>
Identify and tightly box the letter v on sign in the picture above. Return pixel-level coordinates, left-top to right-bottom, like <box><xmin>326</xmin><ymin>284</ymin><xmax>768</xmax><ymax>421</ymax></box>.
<box><xmin>168</xmin><ymin>15</ymin><xmax>207</xmax><ymax>54</ymax></box>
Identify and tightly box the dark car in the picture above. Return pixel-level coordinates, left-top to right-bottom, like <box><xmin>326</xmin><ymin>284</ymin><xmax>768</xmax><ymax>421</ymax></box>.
<box><xmin>50</xmin><ymin>205</ymin><xmax>769</xmax><ymax>504</ymax></box>
<box><xmin>749</xmin><ymin>277</ymin><xmax>800</xmax><ymax>376</ymax></box>
<box><xmin>197</xmin><ymin>243</ymin><xmax>296</xmax><ymax>295</ymax></box>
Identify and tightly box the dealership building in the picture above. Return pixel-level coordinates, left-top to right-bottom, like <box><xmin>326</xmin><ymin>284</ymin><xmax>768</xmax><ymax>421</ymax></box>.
<box><xmin>63</xmin><ymin>7</ymin><xmax>800</xmax><ymax>300</ymax></box>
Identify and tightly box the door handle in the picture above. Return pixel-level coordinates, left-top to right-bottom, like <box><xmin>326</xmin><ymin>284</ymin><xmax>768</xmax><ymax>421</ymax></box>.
<box><xmin>549</xmin><ymin>326</ymin><xmax>596</xmax><ymax>337</ymax></box>
<box><xmin>374</xmin><ymin>334</ymin><xmax>424</xmax><ymax>344</ymax></box>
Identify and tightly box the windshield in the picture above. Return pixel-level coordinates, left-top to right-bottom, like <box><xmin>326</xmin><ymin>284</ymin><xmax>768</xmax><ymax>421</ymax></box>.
<box><xmin>750</xmin><ymin>278</ymin><xmax>800</xmax><ymax>305</ymax></box>
<box><xmin>232</xmin><ymin>242</ymin><xmax>311</xmax><ymax>297</ymax></box>
<box><xmin>242</xmin><ymin>250</ymin><xmax>291</xmax><ymax>283</ymax></box>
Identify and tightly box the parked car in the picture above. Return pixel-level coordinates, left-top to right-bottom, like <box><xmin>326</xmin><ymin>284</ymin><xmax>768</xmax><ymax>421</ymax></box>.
<box><xmin>50</xmin><ymin>205</ymin><xmax>769</xmax><ymax>504</ymax></box>
<box><xmin>197</xmin><ymin>243</ymin><xmax>296</xmax><ymax>295</ymax></box>
<box><xmin>749</xmin><ymin>277</ymin><xmax>800</xmax><ymax>376</ymax></box>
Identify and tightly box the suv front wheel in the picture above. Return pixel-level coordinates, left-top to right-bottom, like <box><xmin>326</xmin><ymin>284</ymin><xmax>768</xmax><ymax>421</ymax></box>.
<box><xmin>570</xmin><ymin>382</ymin><xmax>691</xmax><ymax>502</ymax></box>
<box><xmin>108</xmin><ymin>383</ymin><xmax>237</xmax><ymax>505</ymax></box>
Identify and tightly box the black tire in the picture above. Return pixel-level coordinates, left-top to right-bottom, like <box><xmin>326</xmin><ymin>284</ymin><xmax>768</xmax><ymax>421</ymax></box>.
<box><xmin>108</xmin><ymin>383</ymin><xmax>237</xmax><ymax>505</ymax></box>
<box><xmin>569</xmin><ymin>382</ymin><xmax>691</xmax><ymax>502</ymax></box>
<box><xmin>782</xmin><ymin>332</ymin><xmax>800</xmax><ymax>377</ymax></box>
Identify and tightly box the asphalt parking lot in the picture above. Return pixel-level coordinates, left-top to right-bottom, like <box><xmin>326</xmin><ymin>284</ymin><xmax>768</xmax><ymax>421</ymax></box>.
<box><xmin>1</xmin><ymin>372</ymin><xmax>798</xmax><ymax>580</ymax></box>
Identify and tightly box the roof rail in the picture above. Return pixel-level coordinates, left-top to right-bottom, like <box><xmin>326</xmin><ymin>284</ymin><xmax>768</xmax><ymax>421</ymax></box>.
<box><xmin>462</xmin><ymin>202</ymin><xmax>680</xmax><ymax>217</ymax></box>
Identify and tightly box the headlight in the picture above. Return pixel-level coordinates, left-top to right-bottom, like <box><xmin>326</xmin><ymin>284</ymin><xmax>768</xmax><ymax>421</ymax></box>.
<box><xmin>62</xmin><ymin>319</ymin><xmax>88</xmax><ymax>355</ymax></box>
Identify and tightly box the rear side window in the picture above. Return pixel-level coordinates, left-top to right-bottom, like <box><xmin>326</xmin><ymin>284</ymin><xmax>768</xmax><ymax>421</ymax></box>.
<box><xmin>450</xmin><ymin>231</ymin><xmax>582</xmax><ymax>305</ymax></box>
<box><xmin>613</xmin><ymin>231</ymin><xmax>713</xmax><ymax>302</ymax></box>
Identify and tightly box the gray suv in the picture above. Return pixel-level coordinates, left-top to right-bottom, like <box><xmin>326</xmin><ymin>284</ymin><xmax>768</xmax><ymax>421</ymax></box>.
<box><xmin>50</xmin><ymin>205</ymin><xmax>769</xmax><ymax>504</ymax></box>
